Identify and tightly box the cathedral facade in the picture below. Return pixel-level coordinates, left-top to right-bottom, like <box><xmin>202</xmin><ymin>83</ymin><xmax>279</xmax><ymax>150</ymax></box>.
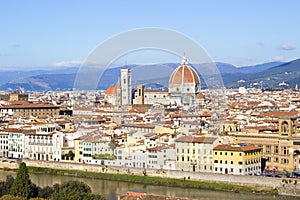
<box><xmin>105</xmin><ymin>55</ymin><xmax>202</xmax><ymax>109</ymax></box>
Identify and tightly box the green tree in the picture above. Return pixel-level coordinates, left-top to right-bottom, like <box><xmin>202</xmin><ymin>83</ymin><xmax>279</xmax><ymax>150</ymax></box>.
<box><xmin>51</xmin><ymin>181</ymin><xmax>105</xmax><ymax>200</ymax></box>
<box><xmin>0</xmin><ymin>175</ymin><xmax>15</xmax><ymax>196</ymax></box>
<box><xmin>10</xmin><ymin>162</ymin><xmax>32</xmax><ymax>200</ymax></box>
<box><xmin>67</xmin><ymin>151</ymin><xmax>75</xmax><ymax>160</ymax></box>
<box><xmin>38</xmin><ymin>186</ymin><xmax>53</xmax><ymax>199</ymax></box>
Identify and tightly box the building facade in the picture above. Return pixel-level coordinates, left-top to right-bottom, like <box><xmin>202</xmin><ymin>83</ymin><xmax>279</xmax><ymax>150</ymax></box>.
<box><xmin>213</xmin><ymin>144</ymin><xmax>262</xmax><ymax>175</ymax></box>
<box><xmin>175</xmin><ymin>136</ymin><xmax>218</xmax><ymax>172</ymax></box>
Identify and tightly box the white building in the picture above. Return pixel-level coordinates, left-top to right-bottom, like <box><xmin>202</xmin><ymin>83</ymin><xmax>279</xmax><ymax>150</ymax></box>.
<box><xmin>7</xmin><ymin>130</ymin><xmax>26</xmax><ymax>159</ymax></box>
<box><xmin>0</xmin><ymin>132</ymin><xmax>9</xmax><ymax>157</ymax></box>
<box><xmin>25</xmin><ymin>132</ymin><xmax>54</xmax><ymax>161</ymax></box>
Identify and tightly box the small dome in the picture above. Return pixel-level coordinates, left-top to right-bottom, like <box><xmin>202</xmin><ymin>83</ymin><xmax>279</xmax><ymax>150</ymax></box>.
<box><xmin>169</xmin><ymin>55</ymin><xmax>200</xmax><ymax>85</ymax></box>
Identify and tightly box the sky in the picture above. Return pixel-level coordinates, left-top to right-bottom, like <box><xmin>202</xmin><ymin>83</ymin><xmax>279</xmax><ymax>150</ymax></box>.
<box><xmin>0</xmin><ymin>0</ymin><xmax>299</xmax><ymax>69</ymax></box>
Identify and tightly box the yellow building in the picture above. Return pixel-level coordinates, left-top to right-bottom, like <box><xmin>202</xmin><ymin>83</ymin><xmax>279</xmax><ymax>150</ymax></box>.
<box><xmin>213</xmin><ymin>144</ymin><xmax>262</xmax><ymax>175</ymax></box>
<box><xmin>175</xmin><ymin>136</ymin><xmax>219</xmax><ymax>172</ymax></box>
<box><xmin>229</xmin><ymin>116</ymin><xmax>300</xmax><ymax>172</ymax></box>
<box><xmin>74</xmin><ymin>138</ymin><xmax>83</xmax><ymax>163</ymax></box>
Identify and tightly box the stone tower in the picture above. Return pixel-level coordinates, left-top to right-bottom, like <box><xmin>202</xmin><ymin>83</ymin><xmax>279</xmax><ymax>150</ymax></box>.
<box><xmin>120</xmin><ymin>68</ymin><xmax>132</xmax><ymax>105</ymax></box>
<box><xmin>279</xmin><ymin>116</ymin><xmax>297</xmax><ymax>137</ymax></box>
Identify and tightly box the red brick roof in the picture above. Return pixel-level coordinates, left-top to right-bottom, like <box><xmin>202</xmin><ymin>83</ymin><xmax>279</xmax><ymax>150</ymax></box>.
<box><xmin>105</xmin><ymin>85</ymin><xmax>116</xmax><ymax>95</ymax></box>
<box><xmin>213</xmin><ymin>144</ymin><xmax>262</xmax><ymax>152</ymax></box>
<box><xmin>176</xmin><ymin>136</ymin><xmax>217</xmax><ymax>143</ymax></box>
<box><xmin>169</xmin><ymin>64</ymin><xmax>200</xmax><ymax>85</ymax></box>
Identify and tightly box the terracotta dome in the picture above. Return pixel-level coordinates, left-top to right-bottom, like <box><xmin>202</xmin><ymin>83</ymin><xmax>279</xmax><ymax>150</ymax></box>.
<box><xmin>169</xmin><ymin>55</ymin><xmax>200</xmax><ymax>85</ymax></box>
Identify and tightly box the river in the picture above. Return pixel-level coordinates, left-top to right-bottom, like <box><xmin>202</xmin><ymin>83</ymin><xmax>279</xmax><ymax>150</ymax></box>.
<box><xmin>0</xmin><ymin>171</ymin><xmax>298</xmax><ymax>200</ymax></box>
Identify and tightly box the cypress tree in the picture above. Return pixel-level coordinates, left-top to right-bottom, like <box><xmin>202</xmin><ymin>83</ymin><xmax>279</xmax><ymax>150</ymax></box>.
<box><xmin>10</xmin><ymin>162</ymin><xmax>32</xmax><ymax>200</ymax></box>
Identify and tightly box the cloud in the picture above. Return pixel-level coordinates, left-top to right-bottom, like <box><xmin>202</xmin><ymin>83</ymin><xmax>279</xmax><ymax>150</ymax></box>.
<box><xmin>52</xmin><ymin>60</ymin><xmax>83</xmax><ymax>67</ymax></box>
<box><xmin>270</xmin><ymin>56</ymin><xmax>285</xmax><ymax>62</ymax></box>
<box><xmin>279</xmin><ymin>44</ymin><xmax>296</xmax><ymax>51</ymax></box>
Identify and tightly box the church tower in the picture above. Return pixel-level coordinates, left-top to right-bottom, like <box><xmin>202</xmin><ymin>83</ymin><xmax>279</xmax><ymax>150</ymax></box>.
<box><xmin>120</xmin><ymin>68</ymin><xmax>132</xmax><ymax>105</ymax></box>
<box><xmin>279</xmin><ymin>116</ymin><xmax>297</xmax><ymax>137</ymax></box>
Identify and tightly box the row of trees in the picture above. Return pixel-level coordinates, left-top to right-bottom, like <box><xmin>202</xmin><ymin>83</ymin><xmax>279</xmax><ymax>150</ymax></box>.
<box><xmin>0</xmin><ymin>162</ymin><xmax>106</xmax><ymax>200</ymax></box>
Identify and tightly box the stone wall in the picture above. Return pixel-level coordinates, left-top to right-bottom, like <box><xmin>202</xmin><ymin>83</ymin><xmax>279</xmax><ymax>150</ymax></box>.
<box><xmin>0</xmin><ymin>159</ymin><xmax>20</xmax><ymax>169</ymax></box>
<box><xmin>278</xmin><ymin>179</ymin><xmax>300</xmax><ymax>197</ymax></box>
<box><xmin>22</xmin><ymin>159</ymin><xmax>299</xmax><ymax>196</ymax></box>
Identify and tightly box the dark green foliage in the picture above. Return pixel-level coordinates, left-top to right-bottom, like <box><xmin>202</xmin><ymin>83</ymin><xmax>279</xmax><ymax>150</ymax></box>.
<box><xmin>62</xmin><ymin>151</ymin><xmax>75</xmax><ymax>160</ymax></box>
<box><xmin>37</xmin><ymin>186</ymin><xmax>53</xmax><ymax>199</ymax></box>
<box><xmin>10</xmin><ymin>162</ymin><xmax>32</xmax><ymax>200</ymax></box>
<box><xmin>0</xmin><ymin>175</ymin><xmax>15</xmax><ymax>196</ymax></box>
<box><xmin>30</xmin><ymin>183</ymin><xmax>40</xmax><ymax>198</ymax></box>
<box><xmin>51</xmin><ymin>181</ymin><xmax>105</xmax><ymax>200</ymax></box>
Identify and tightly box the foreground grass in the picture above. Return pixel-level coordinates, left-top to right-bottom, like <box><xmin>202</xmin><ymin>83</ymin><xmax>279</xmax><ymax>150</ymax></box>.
<box><xmin>24</xmin><ymin>166</ymin><xmax>278</xmax><ymax>195</ymax></box>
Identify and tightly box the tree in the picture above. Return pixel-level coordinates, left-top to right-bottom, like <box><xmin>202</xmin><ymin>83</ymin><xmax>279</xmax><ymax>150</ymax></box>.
<box><xmin>67</xmin><ymin>151</ymin><xmax>75</xmax><ymax>160</ymax></box>
<box><xmin>0</xmin><ymin>175</ymin><xmax>15</xmax><ymax>196</ymax></box>
<box><xmin>10</xmin><ymin>162</ymin><xmax>32</xmax><ymax>200</ymax></box>
<box><xmin>38</xmin><ymin>186</ymin><xmax>53</xmax><ymax>199</ymax></box>
<box><xmin>51</xmin><ymin>181</ymin><xmax>105</xmax><ymax>200</ymax></box>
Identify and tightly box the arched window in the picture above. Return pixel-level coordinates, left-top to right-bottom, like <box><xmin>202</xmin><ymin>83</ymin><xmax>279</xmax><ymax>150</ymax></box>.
<box><xmin>281</xmin><ymin>121</ymin><xmax>289</xmax><ymax>133</ymax></box>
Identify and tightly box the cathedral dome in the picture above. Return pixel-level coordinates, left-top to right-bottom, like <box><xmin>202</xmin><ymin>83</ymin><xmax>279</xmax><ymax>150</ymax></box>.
<box><xmin>169</xmin><ymin>55</ymin><xmax>200</xmax><ymax>85</ymax></box>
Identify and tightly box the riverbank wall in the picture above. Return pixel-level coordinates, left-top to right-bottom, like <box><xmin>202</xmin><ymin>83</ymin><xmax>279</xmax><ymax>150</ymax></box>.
<box><xmin>0</xmin><ymin>158</ymin><xmax>19</xmax><ymax>169</ymax></box>
<box><xmin>22</xmin><ymin>159</ymin><xmax>281</xmax><ymax>189</ymax></box>
<box><xmin>2</xmin><ymin>159</ymin><xmax>299</xmax><ymax>197</ymax></box>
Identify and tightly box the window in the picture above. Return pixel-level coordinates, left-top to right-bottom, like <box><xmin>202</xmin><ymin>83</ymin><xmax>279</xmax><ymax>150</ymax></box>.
<box><xmin>238</xmin><ymin>161</ymin><xmax>242</xmax><ymax>165</ymax></box>
<box><xmin>215</xmin><ymin>167</ymin><xmax>217</xmax><ymax>172</ymax></box>
<box><xmin>281</xmin><ymin>158</ymin><xmax>289</xmax><ymax>164</ymax></box>
<box><xmin>215</xmin><ymin>152</ymin><xmax>217</xmax><ymax>155</ymax></box>
<box><xmin>225</xmin><ymin>152</ymin><xmax>227</xmax><ymax>156</ymax></box>
<box><xmin>266</xmin><ymin>145</ymin><xmax>271</xmax><ymax>153</ymax></box>
<box><xmin>231</xmin><ymin>161</ymin><xmax>233</xmax><ymax>164</ymax></box>
<box><xmin>274</xmin><ymin>146</ymin><xmax>279</xmax><ymax>154</ymax></box>
<box><xmin>231</xmin><ymin>152</ymin><xmax>233</xmax><ymax>156</ymax></box>
<box><xmin>283</xmin><ymin>147</ymin><xmax>289</xmax><ymax>155</ymax></box>
<box><xmin>214</xmin><ymin>160</ymin><xmax>218</xmax><ymax>163</ymax></box>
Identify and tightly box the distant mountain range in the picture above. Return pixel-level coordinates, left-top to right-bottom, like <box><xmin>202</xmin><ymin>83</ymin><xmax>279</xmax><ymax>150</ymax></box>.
<box><xmin>0</xmin><ymin>59</ymin><xmax>299</xmax><ymax>92</ymax></box>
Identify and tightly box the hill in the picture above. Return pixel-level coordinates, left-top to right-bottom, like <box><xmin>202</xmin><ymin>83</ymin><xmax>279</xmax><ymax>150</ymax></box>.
<box><xmin>229</xmin><ymin>59</ymin><xmax>300</xmax><ymax>88</ymax></box>
<box><xmin>0</xmin><ymin>60</ymin><xmax>293</xmax><ymax>91</ymax></box>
